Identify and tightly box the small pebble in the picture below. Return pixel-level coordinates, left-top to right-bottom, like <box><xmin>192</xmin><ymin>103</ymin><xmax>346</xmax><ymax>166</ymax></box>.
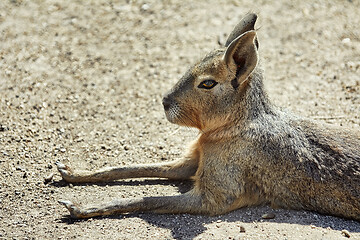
<box><xmin>341</xmin><ymin>230</ymin><xmax>351</xmax><ymax>238</ymax></box>
<box><xmin>16</xmin><ymin>166</ymin><xmax>25</xmax><ymax>171</ymax></box>
<box><xmin>44</xmin><ymin>173</ymin><xmax>54</xmax><ymax>183</ymax></box>
<box><xmin>140</xmin><ymin>3</ymin><xmax>149</xmax><ymax>11</ymax></box>
<box><xmin>341</xmin><ymin>38</ymin><xmax>351</xmax><ymax>46</ymax></box>
<box><xmin>261</xmin><ymin>213</ymin><xmax>275</xmax><ymax>219</ymax></box>
<box><xmin>0</xmin><ymin>125</ymin><xmax>9</xmax><ymax>131</ymax></box>
<box><xmin>239</xmin><ymin>225</ymin><xmax>246</xmax><ymax>233</ymax></box>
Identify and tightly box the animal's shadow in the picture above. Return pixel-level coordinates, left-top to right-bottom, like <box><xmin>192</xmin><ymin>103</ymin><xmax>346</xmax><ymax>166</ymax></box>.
<box><xmin>52</xmin><ymin>178</ymin><xmax>192</xmax><ymax>193</ymax></box>
<box><xmin>55</xmin><ymin>179</ymin><xmax>360</xmax><ymax>239</ymax></box>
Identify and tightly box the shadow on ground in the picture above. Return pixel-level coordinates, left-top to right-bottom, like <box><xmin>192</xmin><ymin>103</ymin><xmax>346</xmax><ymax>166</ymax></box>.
<box><xmin>56</xmin><ymin>179</ymin><xmax>360</xmax><ymax>239</ymax></box>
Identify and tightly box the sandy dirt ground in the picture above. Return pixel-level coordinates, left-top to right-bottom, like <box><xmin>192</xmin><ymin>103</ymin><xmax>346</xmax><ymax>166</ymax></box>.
<box><xmin>1</xmin><ymin>0</ymin><xmax>359</xmax><ymax>239</ymax></box>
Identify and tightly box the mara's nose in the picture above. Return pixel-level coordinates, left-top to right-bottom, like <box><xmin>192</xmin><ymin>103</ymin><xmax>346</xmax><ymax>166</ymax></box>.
<box><xmin>162</xmin><ymin>95</ymin><xmax>171</xmax><ymax>111</ymax></box>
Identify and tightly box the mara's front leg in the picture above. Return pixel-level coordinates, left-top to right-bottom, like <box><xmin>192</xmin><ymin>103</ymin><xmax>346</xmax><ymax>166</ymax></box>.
<box><xmin>56</xmin><ymin>158</ymin><xmax>198</xmax><ymax>183</ymax></box>
<box><xmin>59</xmin><ymin>191</ymin><xmax>205</xmax><ymax>219</ymax></box>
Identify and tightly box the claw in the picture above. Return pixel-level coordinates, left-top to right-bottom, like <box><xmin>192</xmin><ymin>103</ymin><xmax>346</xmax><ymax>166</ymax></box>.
<box><xmin>58</xmin><ymin>200</ymin><xmax>81</xmax><ymax>218</ymax></box>
<box><xmin>56</xmin><ymin>161</ymin><xmax>66</xmax><ymax>170</ymax></box>
<box><xmin>58</xmin><ymin>200</ymin><xmax>73</xmax><ymax>208</ymax></box>
<box><xmin>55</xmin><ymin>161</ymin><xmax>74</xmax><ymax>182</ymax></box>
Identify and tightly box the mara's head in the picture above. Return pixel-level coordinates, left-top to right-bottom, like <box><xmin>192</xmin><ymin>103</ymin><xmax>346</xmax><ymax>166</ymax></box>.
<box><xmin>163</xmin><ymin>13</ymin><xmax>259</xmax><ymax>131</ymax></box>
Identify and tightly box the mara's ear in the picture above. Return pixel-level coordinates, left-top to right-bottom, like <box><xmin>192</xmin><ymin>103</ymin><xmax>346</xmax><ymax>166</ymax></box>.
<box><xmin>225</xmin><ymin>13</ymin><xmax>258</xmax><ymax>47</ymax></box>
<box><xmin>223</xmin><ymin>31</ymin><xmax>258</xmax><ymax>89</ymax></box>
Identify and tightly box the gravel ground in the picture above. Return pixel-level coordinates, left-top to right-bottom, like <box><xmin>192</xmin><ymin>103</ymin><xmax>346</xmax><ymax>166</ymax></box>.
<box><xmin>0</xmin><ymin>0</ymin><xmax>359</xmax><ymax>239</ymax></box>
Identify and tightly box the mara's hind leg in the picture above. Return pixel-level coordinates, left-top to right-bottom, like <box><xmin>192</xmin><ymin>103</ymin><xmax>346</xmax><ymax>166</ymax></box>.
<box><xmin>59</xmin><ymin>191</ymin><xmax>205</xmax><ymax>219</ymax></box>
<box><xmin>58</xmin><ymin>190</ymin><xmax>266</xmax><ymax>219</ymax></box>
<box><xmin>56</xmin><ymin>157</ymin><xmax>198</xmax><ymax>183</ymax></box>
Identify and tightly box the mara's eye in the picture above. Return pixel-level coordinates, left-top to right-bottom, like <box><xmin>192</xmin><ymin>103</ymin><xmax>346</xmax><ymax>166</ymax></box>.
<box><xmin>198</xmin><ymin>79</ymin><xmax>218</xmax><ymax>89</ymax></box>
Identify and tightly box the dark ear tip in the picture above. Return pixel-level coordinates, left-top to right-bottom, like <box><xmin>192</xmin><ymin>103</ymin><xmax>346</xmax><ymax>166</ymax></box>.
<box><xmin>246</xmin><ymin>13</ymin><xmax>257</xmax><ymax>19</ymax></box>
<box><xmin>244</xmin><ymin>13</ymin><xmax>258</xmax><ymax>25</ymax></box>
<box><xmin>225</xmin><ymin>13</ymin><xmax>258</xmax><ymax>47</ymax></box>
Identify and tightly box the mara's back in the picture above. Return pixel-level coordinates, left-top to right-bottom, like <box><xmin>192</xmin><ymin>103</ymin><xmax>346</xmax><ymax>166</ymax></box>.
<box><xmin>241</xmin><ymin>108</ymin><xmax>360</xmax><ymax>220</ymax></box>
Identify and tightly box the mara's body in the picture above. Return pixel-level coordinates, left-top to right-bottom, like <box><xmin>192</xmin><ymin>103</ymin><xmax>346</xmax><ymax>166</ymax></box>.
<box><xmin>57</xmin><ymin>13</ymin><xmax>360</xmax><ymax>221</ymax></box>
<box><xmin>185</xmin><ymin>72</ymin><xmax>360</xmax><ymax>219</ymax></box>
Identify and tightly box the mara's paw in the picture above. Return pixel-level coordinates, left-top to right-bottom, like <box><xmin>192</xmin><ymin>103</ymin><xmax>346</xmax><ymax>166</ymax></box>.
<box><xmin>56</xmin><ymin>161</ymin><xmax>75</xmax><ymax>182</ymax></box>
<box><xmin>58</xmin><ymin>200</ymin><xmax>83</xmax><ymax>219</ymax></box>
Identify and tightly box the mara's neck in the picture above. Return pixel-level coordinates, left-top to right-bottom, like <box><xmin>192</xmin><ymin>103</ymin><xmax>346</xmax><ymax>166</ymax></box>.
<box><xmin>241</xmin><ymin>68</ymin><xmax>275</xmax><ymax>121</ymax></box>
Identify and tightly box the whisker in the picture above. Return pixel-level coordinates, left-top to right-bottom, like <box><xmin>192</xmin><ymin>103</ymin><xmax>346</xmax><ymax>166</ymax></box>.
<box><xmin>169</xmin><ymin>127</ymin><xmax>181</xmax><ymax>136</ymax></box>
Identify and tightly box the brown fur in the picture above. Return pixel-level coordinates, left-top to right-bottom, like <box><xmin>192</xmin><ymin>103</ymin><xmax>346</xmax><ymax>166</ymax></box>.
<box><xmin>57</xmin><ymin>13</ymin><xmax>360</xmax><ymax>221</ymax></box>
